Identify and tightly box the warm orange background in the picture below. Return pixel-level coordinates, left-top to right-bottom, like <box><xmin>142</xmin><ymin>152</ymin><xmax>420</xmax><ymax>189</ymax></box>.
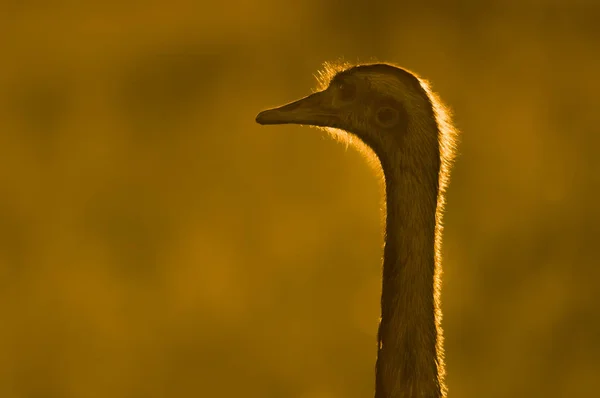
<box><xmin>1</xmin><ymin>2</ymin><xmax>598</xmax><ymax>397</ymax></box>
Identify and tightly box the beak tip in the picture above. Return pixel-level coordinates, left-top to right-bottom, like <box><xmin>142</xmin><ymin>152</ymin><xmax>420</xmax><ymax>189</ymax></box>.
<box><xmin>255</xmin><ymin>112</ymin><xmax>266</xmax><ymax>125</ymax></box>
<box><xmin>256</xmin><ymin>110</ymin><xmax>281</xmax><ymax>125</ymax></box>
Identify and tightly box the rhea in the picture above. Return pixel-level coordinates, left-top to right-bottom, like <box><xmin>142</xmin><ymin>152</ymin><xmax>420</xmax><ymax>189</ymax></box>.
<box><xmin>255</xmin><ymin>63</ymin><xmax>457</xmax><ymax>398</ymax></box>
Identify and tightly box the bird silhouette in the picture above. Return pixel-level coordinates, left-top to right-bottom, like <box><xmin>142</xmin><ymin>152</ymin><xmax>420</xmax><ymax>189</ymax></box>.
<box><xmin>256</xmin><ymin>62</ymin><xmax>458</xmax><ymax>398</ymax></box>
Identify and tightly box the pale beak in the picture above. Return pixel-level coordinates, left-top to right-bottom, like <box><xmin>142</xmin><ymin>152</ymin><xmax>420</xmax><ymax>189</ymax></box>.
<box><xmin>255</xmin><ymin>91</ymin><xmax>338</xmax><ymax>127</ymax></box>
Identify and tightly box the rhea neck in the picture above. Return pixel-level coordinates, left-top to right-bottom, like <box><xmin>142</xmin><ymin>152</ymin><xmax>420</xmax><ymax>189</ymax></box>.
<box><xmin>369</xmin><ymin>110</ymin><xmax>444</xmax><ymax>398</ymax></box>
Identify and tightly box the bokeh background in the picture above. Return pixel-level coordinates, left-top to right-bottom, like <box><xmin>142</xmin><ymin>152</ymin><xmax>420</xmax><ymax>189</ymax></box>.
<box><xmin>1</xmin><ymin>1</ymin><xmax>599</xmax><ymax>397</ymax></box>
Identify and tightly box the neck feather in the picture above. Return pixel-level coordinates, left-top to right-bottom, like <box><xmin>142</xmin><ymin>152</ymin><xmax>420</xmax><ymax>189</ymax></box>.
<box><xmin>373</xmin><ymin>119</ymin><xmax>446</xmax><ymax>398</ymax></box>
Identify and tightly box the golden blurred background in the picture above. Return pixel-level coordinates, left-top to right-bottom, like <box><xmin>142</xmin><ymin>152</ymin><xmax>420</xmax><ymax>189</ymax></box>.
<box><xmin>1</xmin><ymin>1</ymin><xmax>599</xmax><ymax>397</ymax></box>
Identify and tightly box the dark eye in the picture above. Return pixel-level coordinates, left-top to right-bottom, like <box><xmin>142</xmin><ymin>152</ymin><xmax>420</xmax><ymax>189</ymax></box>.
<box><xmin>375</xmin><ymin>106</ymin><xmax>400</xmax><ymax>127</ymax></box>
<box><xmin>338</xmin><ymin>81</ymin><xmax>356</xmax><ymax>101</ymax></box>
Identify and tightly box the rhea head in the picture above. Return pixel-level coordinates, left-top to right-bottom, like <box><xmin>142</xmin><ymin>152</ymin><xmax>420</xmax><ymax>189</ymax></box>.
<box><xmin>255</xmin><ymin>63</ymin><xmax>440</xmax><ymax>161</ymax></box>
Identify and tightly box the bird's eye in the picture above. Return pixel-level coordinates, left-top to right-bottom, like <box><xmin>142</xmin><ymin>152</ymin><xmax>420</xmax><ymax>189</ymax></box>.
<box><xmin>375</xmin><ymin>106</ymin><xmax>400</xmax><ymax>128</ymax></box>
<box><xmin>338</xmin><ymin>81</ymin><xmax>356</xmax><ymax>101</ymax></box>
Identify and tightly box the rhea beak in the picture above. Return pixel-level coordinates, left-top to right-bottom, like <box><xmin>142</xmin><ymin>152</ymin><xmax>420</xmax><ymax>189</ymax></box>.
<box><xmin>255</xmin><ymin>90</ymin><xmax>338</xmax><ymax>128</ymax></box>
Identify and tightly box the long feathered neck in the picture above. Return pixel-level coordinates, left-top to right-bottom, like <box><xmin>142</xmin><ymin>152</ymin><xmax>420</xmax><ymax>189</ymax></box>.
<box><xmin>373</xmin><ymin>98</ymin><xmax>446</xmax><ymax>398</ymax></box>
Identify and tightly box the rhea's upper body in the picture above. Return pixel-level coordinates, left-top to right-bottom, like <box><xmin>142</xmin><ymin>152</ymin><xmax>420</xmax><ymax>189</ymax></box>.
<box><xmin>256</xmin><ymin>62</ymin><xmax>458</xmax><ymax>398</ymax></box>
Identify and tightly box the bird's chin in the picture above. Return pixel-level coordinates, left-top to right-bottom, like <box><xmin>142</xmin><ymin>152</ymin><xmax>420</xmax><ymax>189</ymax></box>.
<box><xmin>301</xmin><ymin>118</ymin><xmax>344</xmax><ymax>130</ymax></box>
